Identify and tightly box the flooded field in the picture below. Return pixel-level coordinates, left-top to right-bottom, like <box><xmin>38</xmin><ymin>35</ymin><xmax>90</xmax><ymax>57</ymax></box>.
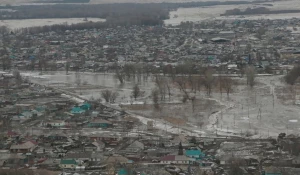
<box><xmin>0</xmin><ymin>18</ymin><xmax>106</xmax><ymax>30</ymax></box>
<box><xmin>21</xmin><ymin>71</ymin><xmax>156</xmax><ymax>103</ymax></box>
<box><xmin>21</xmin><ymin>71</ymin><xmax>300</xmax><ymax>138</ymax></box>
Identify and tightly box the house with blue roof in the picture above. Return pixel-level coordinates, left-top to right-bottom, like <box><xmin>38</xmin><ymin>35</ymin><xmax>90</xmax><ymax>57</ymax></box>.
<box><xmin>185</xmin><ymin>150</ymin><xmax>205</xmax><ymax>160</ymax></box>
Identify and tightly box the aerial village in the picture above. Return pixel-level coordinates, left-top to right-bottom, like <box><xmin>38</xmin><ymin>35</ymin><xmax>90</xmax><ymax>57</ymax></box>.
<box><xmin>1</xmin><ymin>16</ymin><xmax>300</xmax><ymax>175</ymax></box>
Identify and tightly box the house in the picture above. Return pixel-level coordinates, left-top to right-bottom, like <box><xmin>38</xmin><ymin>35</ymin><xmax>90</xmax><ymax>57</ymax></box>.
<box><xmin>84</xmin><ymin>141</ymin><xmax>105</xmax><ymax>152</ymax></box>
<box><xmin>80</xmin><ymin>102</ymin><xmax>91</xmax><ymax>110</ymax></box>
<box><xmin>105</xmin><ymin>155</ymin><xmax>131</xmax><ymax>165</ymax></box>
<box><xmin>10</xmin><ymin>141</ymin><xmax>37</xmax><ymax>153</ymax></box>
<box><xmin>160</xmin><ymin>155</ymin><xmax>195</xmax><ymax>165</ymax></box>
<box><xmin>262</xmin><ymin>166</ymin><xmax>282</xmax><ymax>175</ymax></box>
<box><xmin>71</xmin><ymin>107</ymin><xmax>85</xmax><ymax>114</ymax></box>
<box><xmin>59</xmin><ymin>159</ymin><xmax>77</xmax><ymax>169</ymax></box>
<box><xmin>185</xmin><ymin>149</ymin><xmax>205</xmax><ymax>160</ymax></box>
<box><xmin>124</xmin><ymin>140</ymin><xmax>144</xmax><ymax>153</ymax></box>
<box><xmin>19</xmin><ymin>111</ymin><xmax>33</xmax><ymax>118</ymax></box>
<box><xmin>292</xmin><ymin>156</ymin><xmax>300</xmax><ymax>167</ymax></box>
<box><xmin>84</xmin><ymin>143</ymin><xmax>97</xmax><ymax>152</ymax></box>
<box><xmin>89</xmin><ymin>133</ymin><xmax>120</xmax><ymax>145</ymax></box>
<box><xmin>7</xmin><ymin>131</ymin><xmax>18</xmax><ymax>138</ymax></box>
<box><xmin>45</xmin><ymin>120</ymin><xmax>66</xmax><ymax>127</ymax></box>
<box><xmin>170</xmin><ymin>135</ymin><xmax>189</xmax><ymax>147</ymax></box>
<box><xmin>47</xmin><ymin>134</ymin><xmax>68</xmax><ymax>141</ymax></box>
<box><xmin>64</xmin><ymin>152</ymin><xmax>92</xmax><ymax>162</ymax></box>
<box><xmin>118</xmin><ymin>168</ymin><xmax>129</xmax><ymax>175</ymax></box>
<box><xmin>88</xmin><ymin>119</ymin><xmax>112</xmax><ymax>128</ymax></box>
<box><xmin>90</xmin><ymin>152</ymin><xmax>104</xmax><ymax>162</ymax></box>
<box><xmin>3</xmin><ymin>153</ymin><xmax>27</xmax><ymax>168</ymax></box>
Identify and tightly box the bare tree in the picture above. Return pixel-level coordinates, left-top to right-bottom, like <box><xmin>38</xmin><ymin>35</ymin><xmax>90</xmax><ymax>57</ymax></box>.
<box><xmin>197</xmin><ymin>77</ymin><xmax>202</xmax><ymax>93</ymax></box>
<box><xmin>115</xmin><ymin>70</ymin><xmax>125</xmax><ymax>84</ymax></box>
<box><xmin>204</xmin><ymin>69</ymin><xmax>214</xmax><ymax>96</ymax></box>
<box><xmin>246</xmin><ymin>66</ymin><xmax>256</xmax><ymax>88</ymax></box>
<box><xmin>155</xmin><ymin>76</ymin><xmax>167</xmax><ymax>101</ymax></box>
<box><xmin>152</xmin><ymin>88</ymin><xmax>160</xmax><ymax>110</ymax></box>
<box><xmin>223</xmin><ymin>77</ymin><xmax>234</xmax><ymax>97</ymax></box>
<box><xmin>175</xmin><ymin>77</ymin><xmax>189</xmax><ymax>98</ymax></box>
<box><xmin>30</xmin><ymin>57</ymin><xmax>36</xmax><ymax>71</ymax></box>
<box><xmin>165</xmin><ymin>78</ymin><xmax>172</xmax><ymax>100</ymax></box>
<box><xmin>75</xmin><ymin>72</ymin><xmax>81</xmax><ymax>87</ymax></box>
<box><xmin>1</xmin><ymin>53</ymin><xmax>11</xmax><ymax>70</ymax></box>
<box><xmin>13</xmin><ymin>70</ymin><xmax>22</xmax><ymax>86</ymax></box>
<box><xmin>256</xmin><ymin>27</ymin><xmax>266</xmax><ymax>40</ymax></box>
<box><xmin>0</xmin><ymin>26</ymin><xmax>9</xmax><ymax>37</ymax></box>
<box><xmin>285</xmin><ymin>66</ymin><xmax>300</xmax><ymax>85</ymax></box>
<box><xmin>191</xmin><ymin>96</ymin><xmax>196</xmax><ymax>112</ymax></box>
<box><xmin>66</xmin><ymin>62</ymin><xmax>70</xmax><ymax>75</ymax></box>
<box><xmin>218</xmin><ymin>75</ymin><xmax>224</xmax><ymax>98</ymax></box>
<box><xmin>101</xmin><ymin>89</ymin><xmax>112</xmax><ymax>103</ymax></box>
<box><xmin>110</xmin><ymin>91</ymin><xmax>119</xmax><ymax>103</ymax></box>
<box><xmin>132</xmin><ymin>84</ymin><xmax>141</xmax><ymax>100</ymax></box>
<box><xmin>228</xmin><ymin>157</ymin><xmax>246</xmax><ymax>175</ymax></box>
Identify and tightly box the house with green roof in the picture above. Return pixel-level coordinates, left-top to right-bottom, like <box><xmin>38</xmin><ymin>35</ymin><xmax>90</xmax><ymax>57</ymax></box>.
<box><xmin>118</xmin><ymin>169</ymin><xmax>128</xmax><ymax>175</ymax></box>
<box><xmin>59</xmin><ymin>159</ymin><xmax>77</xmax><ymax>169</ymax></box>
<box><xmin>117</xmin><ymin>168</ymin><xmax>141</xmax><ymax>175</ymax></box>
<box><xmin>71</xmin><ymin>107</ymin><xmax>85</xmax><ymax>114</ymax></box>
<box><xmin>80</xmin><ymin>102</ymin><xmax>91</xmax><ymax>110</ymax></box>
<box><xmin>185</xmin><ymin>150</ymin><xmax>205</xmax><ymax>160</ymax></box>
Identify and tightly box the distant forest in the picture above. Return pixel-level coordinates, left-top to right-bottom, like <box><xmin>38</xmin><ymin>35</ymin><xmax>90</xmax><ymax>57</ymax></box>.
<box><xmin>221</xmin><ymin>7</ymin><xmax>300</xmax><ymax>16</ymax></box>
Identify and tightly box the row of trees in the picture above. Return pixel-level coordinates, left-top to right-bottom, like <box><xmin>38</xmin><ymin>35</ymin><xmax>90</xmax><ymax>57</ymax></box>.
<box><xmin>101</xmin><ymin>84</ymin><xmax>143</xmax><ymax>103</ymax></box>
<box><xmin>109</xmin><ymin>63</ymin><xmax>257</xmax><ymax>110</ymax></box>
<box><xmin>223</xmin><ymin>7</ymin><xmax>300</xmax><ymax>16</ymax></box>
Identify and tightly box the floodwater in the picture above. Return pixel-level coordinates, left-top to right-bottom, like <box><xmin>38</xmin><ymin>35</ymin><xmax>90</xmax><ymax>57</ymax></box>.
<box><xmin>164</xmin><ymin>0</ymin><xmax>300</xmax><ymax>26</ymax></box>
<box><xmin>22</xmin><ymin>71</ymin><xmax>156</xmax><ymax>102</ymax></box>
<box><xmin>0</xmin><ymin>18</ymin><xmax>106</xmax><ymax>30</ymax></box>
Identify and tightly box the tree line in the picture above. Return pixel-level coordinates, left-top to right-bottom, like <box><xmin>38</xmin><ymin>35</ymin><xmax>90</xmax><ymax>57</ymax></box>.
<box><xmin>222</xmin><ymin>7</ymin><xmax>300</xmax><ymax>16</ymax></box>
